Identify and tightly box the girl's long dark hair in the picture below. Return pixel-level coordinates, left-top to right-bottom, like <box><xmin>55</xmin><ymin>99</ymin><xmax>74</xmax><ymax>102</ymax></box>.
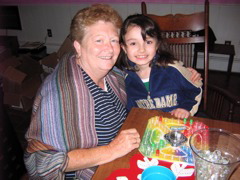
<box><xmin>116</xmin><ymin>14</ymin><xmax>177</xmax><ymax>71</ymax></box>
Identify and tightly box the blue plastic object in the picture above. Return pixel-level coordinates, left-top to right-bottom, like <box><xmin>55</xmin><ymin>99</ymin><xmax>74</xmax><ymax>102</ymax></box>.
<box><xmin>142</xmin><ymin>166</ymin><xmax>176</xmax><ymax>180</ymax></box>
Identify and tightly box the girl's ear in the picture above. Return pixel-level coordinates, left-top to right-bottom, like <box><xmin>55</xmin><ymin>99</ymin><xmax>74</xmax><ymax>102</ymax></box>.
<box><xmin>121</xmin><ymin>44</ymin><xmax>127</xmax><ymax>53</ymax></box>
<box><xmin>73</xmin><ymin>40</ymin><xmax>81</xmax><ymax>56</ymax></box>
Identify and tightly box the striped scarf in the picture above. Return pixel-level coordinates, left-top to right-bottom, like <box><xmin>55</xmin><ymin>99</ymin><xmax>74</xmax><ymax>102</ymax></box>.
<box><xmin>25</xmin><ymin>53</ymin><xmax>127</xmax><ymax>179</ymax></box>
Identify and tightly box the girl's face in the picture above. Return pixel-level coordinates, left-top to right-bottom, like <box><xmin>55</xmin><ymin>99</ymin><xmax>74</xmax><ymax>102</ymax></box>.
<box><xmin>122</xmin><ymin>25</ymin><xmax>158</xmax><ymax>69</ymax></box>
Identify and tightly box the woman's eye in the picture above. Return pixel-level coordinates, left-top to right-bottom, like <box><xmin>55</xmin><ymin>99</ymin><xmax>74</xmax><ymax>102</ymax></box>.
<box><xmin>96</xmin><ymin>39</ymin><xmax>103</xmax><ymax>43</ymax></box>
<box><xmin>111</xmin><ymin>39</ymin><xmax>119</xmax><ymax>43</ymax></box>
<box><xmin>129</xmin><ymin>42</ymin><xmax>136</xmax><ymax>46</ymax></box>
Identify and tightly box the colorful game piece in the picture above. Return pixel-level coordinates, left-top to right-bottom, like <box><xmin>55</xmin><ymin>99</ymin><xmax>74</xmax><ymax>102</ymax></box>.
<box><xmin>183</xmin><ymin>118</ymin><xmax>187</xmax><ymax>124</ymax></box>
<box><xmin>190</xmin><ymin>119</ymin><xmax>193</xmax><ymax>125</ymax></box>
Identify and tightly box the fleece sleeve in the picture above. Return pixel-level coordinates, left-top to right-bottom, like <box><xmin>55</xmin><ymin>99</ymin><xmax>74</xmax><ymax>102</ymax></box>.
<box><xmin>168</xmin><ymin>61</ymin><xmax>203</xmax><ymax>115</ymax></box>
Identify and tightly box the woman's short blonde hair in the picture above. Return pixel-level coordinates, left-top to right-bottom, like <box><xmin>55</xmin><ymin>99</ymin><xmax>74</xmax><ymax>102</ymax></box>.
<box><xmin>70</xmin><ymin>4</ymin><xmax>123</xmax><ymax>43</ymax></box>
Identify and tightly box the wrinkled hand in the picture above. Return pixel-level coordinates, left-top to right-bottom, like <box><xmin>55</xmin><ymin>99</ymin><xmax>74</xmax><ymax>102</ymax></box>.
<box><xmin>108</xmin><ymin>128</ymin><xmax>140</xmax><ymax>159</ymax></box>
<box><xmin>171</xmin><ymin>108</ymin><xmax>190</xmax><ymax>119</ymax></box>
<box><xmin>187</xmin><ymin>67</ymin><xmax>202</xmax><ymax>83</ymax></box>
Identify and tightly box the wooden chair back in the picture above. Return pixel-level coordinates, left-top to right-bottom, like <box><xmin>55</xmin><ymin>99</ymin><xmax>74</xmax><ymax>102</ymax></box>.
<box><xmin>207</xmin><ymin>84</ymin><xmax>240</xmax><ymax>121</ymax></box>
<box><xmin>141</xmin><ymin>0</ymin><xmax>209</xmax><ymax>110</ymax></box>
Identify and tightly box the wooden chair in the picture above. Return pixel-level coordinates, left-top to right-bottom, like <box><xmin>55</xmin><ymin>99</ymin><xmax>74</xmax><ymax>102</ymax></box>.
<box><xmin>206</xmin><ymin>84</ymin><xmax>240</xmax><ymax>121</ymax></box>
<box><xmin>141</xmin><ymin>0</ymin><xmax>209</xmax><ymax>111</ymax></box>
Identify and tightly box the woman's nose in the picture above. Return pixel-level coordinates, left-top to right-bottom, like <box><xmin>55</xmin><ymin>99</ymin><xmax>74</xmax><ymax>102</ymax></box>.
<box><xmin>105</xmin><ymin>41</ymin><xmax>114</xmax><ymax>52</ymax></box>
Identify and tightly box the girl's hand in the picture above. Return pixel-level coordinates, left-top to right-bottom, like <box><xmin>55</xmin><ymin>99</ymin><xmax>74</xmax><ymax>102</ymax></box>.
<box><xmin>187</xmin><ymin>67</ymin><xmax>202</xmax><ymax>83</ymax></box>
<box><xmin>108</xmin><ymin>128</ymin><xmax>140</xmax><ymax>159</ymax></box>
<box><xmin>171</xmin><ymin>108</ymin><xmax>190</xmax><ymax>119</ymax></box>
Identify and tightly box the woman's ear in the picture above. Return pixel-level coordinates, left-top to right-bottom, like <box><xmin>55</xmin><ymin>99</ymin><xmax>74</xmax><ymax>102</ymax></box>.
<box><xmin>73</xmin><ymin>40</ymin><xmax>81</xmax><ymax>56</ymax></box>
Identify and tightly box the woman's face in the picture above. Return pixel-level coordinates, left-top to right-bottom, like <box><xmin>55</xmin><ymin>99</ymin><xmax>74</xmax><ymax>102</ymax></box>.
<box><xmin>122</xmin><ymin>25</ymin><xmax>158</xmax><ymax>69</ymax></box>
<box><xmin>74</xmin><ymin>20</ymin><xmax>120</xmax><ymax>74</ymax></box>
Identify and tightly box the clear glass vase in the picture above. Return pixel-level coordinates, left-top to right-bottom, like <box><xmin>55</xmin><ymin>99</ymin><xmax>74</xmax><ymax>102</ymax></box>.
<box><xmin>189</xmin><ymin>128</ymin><xmax>240</xmax><ymax>180</ymax></box>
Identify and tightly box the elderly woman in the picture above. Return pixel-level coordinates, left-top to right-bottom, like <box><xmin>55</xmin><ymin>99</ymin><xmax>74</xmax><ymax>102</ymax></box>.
<box><xmin>24</xmin><ymin>4</ymin><xmax>140</xmax><ymax>179</ymax></box>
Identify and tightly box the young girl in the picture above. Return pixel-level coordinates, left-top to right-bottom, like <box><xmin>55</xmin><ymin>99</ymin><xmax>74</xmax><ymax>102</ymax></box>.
<box><xmin>117</xmin><ymin>14</ymin><xmax>202</xmax><ymax>119</ymax></box>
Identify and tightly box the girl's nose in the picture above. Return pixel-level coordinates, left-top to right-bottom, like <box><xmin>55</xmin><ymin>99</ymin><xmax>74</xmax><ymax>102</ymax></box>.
<box><xmin>139</xmin><ymin>43</ymin><xmax>146</xmax><ymax>52</ymax></box>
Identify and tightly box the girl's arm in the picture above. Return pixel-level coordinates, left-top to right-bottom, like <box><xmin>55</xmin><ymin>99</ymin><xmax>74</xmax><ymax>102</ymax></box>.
<box><xmin>169</xmin><ymin>62</ymin><xmax>203</xmax><ymax>116</ymax></box>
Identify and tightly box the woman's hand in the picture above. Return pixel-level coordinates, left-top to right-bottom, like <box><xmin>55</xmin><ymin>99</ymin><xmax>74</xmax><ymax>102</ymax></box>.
<box><xmin>187</xmin><ymin>67</ymin><xmax>202</xmax><ymax>83</ymax></box>
<box><xmin>171</xmin><ymin>108</ymin><xmax>190</xmax><ymax>119</ymax></box>
<box><xmin>108</xmin><ymin>128</ymin><xmax>140</xmax><ymax>159</ymax></box>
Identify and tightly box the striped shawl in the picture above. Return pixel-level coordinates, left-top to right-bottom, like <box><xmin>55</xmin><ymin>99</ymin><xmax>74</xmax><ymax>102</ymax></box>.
<box><xmin>24</xmin><ymin>54</ymin><xmax>127</xmax><ymax>179</ymax></box>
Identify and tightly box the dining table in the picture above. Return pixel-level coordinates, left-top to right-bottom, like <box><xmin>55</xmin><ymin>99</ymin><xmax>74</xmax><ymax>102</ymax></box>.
<box><xmin>92</xmin><ymin>108</ymin><xmax>240</xmax><ymax>180</ymax></box>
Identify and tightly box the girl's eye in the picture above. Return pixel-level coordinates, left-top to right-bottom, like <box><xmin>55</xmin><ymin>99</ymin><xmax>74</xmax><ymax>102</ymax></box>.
<box><xmin>129</xmin><ymin>42</ymin><xmax>136</xmax><ymax>46</ymax></box>
<box><xmin>146</xmin><ymin>40</ymin><xmax>152</xmax><ymax>44</ymax></box>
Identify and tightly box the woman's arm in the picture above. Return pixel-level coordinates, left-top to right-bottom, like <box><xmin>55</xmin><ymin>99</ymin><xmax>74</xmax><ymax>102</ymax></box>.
<box><xmin>24</xmin><ymin>128</ymin><xmax>140</xmax><ymax>178</ymax></box>
<box><xmin>24</xmin><ymin>149</ymin><xmax>68</xmax><ymax>179</ymax></box>
<box><xmin>187</xmin><ymin>67</ymin><xmax>202</xmax><ymax>83</ymax></box>
<box><xmin>66</xmin><ymin>128</ymin><xmax>140</xmax><ymax>171</ymax></box>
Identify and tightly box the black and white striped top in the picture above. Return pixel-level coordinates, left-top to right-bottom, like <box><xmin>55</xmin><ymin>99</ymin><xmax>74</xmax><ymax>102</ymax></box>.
<box><xmin>82</xmin><ymin>69</ymin><xmax>127</xmax><ymax>146</ymax></box>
